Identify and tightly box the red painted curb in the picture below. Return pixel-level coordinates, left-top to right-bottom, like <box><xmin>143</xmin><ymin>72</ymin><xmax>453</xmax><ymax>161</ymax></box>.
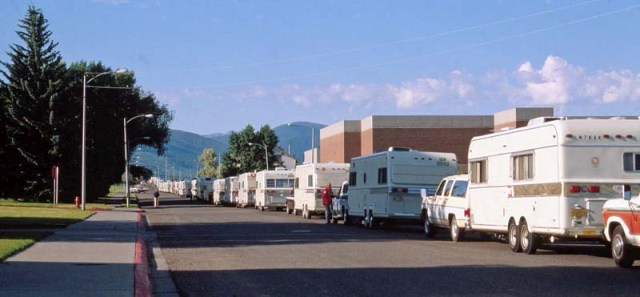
<box><xmin>134</xmin><ymin>235</ymin><xmax>151</xmax><ymax>297</ymax></box>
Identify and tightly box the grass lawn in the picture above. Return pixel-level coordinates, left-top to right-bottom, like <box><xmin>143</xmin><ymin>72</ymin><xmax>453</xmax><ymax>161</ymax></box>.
<box><xmin>0</xmin><ymin>232</ymin><xmax>52</xmax><ymax>261</ymax></box>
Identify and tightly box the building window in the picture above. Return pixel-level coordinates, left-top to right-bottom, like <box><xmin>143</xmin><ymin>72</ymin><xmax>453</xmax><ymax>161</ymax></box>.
<box><xmin>623</xmin><ymin>152</ymin><xmax>640</xmax><ymax>172</ymax></box>
<box><xmin>513</xmin><ymin>153</ymin><xmax>534</xmax><ymax>180</ymax></box>
<box><xmin>470</xmin><ymin>160</ymin><xmax>487</xmax><ymax>184</ymax></box>
<box><xmin>378</xmin><ymin>168</ymin><xmax>387</xmax><ymax>184</ymax></box>
<box><xmin>349</xmin><ymin>172</ymin><xmax>357</xmax><ymax>186</ymax></box>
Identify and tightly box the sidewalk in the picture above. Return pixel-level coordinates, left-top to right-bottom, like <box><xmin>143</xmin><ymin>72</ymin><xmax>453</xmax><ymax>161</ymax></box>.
<box><xmin>0</xmin><ymin>208</ymin><xmax>146</xmax><ymax>297</ymax></box>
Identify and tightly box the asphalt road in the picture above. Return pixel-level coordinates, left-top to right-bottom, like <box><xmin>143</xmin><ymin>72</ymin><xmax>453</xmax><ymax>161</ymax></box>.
<box><xmin>139</xmin><ymin>191</ymin><xmax>639</xmax><ymax>297</ymax></box>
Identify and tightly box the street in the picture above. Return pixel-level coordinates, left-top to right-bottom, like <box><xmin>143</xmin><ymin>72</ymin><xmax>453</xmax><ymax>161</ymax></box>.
<box><xmin>139</xmin><ymin>192</ymin><xmax>639</xmax><ymax>297</ymax></box>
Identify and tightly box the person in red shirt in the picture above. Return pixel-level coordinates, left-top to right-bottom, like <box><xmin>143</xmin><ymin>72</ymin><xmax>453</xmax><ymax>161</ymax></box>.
<box><xmin>322</xmin><ymin>183</ymin><xmax>333</xmax><ymax>224</ymax></box>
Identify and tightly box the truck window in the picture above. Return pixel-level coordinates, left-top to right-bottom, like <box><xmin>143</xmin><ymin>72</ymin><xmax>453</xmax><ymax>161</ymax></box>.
<box><xmin>443</xmin><ymin>180</ymin><xmax>454</xmax><ymax>196</ymax></box>
<box><xmin>378</xmin><ymin>168</ymin><xmax>387</xmax><ymax>184</ymax></box>
<box><xmin>435</xmin><ymin>180</ymin><xmax>446</xmax><ymax>196</ymax></box>
<box><xmin>451</xmin><ymin>180</ymin><xmax>468</xmax><ymax>198</ymax></box>
<box><xmin>623</xmin><ymin>152</ymin><xmax>640</xmax><ymax>172</ymax></box>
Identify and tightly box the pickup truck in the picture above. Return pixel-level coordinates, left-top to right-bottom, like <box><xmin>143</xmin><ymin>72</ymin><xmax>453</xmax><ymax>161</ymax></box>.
<box><xmin>603</xmin><ymin>187</ymin><xmax>640</xmax><ymax>268</ymax></box>
<box><xmin>330</xmin><ymin>181</ymin><xmax>349</xmax><ymax>224</ymax></box>
<box><xmin>420</xmin><ymin>174</ymin><xmax>470</xmax><ymax>242</ymax></box>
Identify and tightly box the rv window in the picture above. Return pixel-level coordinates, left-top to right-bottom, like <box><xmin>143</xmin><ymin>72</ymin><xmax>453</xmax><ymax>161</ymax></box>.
<box><xmin>349</xmin><ymin>172</ymin><xmax>357</xmax><ymax>186</ymax></box>
<box><xmin>513</xmin><ymin>154</ymin><xmax>534</xmax><ymax>180</ymax></box>
<box><xmin>470</xmin><ymin>160</ymin><xmax>487</xmax><ymax>184</ymax></box>
<box><xmin>294</xmin><ymin>178</ymin><xmax>299</xmax><ymax>189</ymax></box>
<box><xmin>451</xmin><ymin>181</ymin><xmax>468</xmax><ymax>198</ymax></box>
<box><xmin>623</xmin><ymin>153</ymin><xmax>640</xmax><ymax>172</ymax></box>
<box><xmin>443</xmin><ymin>180</ymin><xmax>454</xmax><ymax>196</ymax></box>
<box><xmin>363</xmin><ymin>173</ymin><xmax>367</xmax><ymax>184</ymax></box>
<box><xmin>378</xmin><ymin>168</ymin><xmax>387</xmax><ymax>184</ymax></box>
<box><xmin>307</xmin><ymin>175</ymin><xmax>313</xmax><ymax>187</ymax></box>
<box><xmin>435</xmin><ymin>180</ymin><xmax>446</xmax><ymax>196</ymax></box>
<box><xmin>274</xmin><ymin>179</ymin><xmax>294</xmax><ymax>188</ymax></box>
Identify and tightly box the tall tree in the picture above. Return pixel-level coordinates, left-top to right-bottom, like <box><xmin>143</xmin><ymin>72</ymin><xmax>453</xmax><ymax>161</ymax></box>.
<box><xmin>0</xmin><ymin>6</ymin><xmax>67</xmax><ymax>200</ymax></box>
<box><xmin>197</xmin><ymin>148</ymin><xmax>218</xmax><ymax>178</ymax></box>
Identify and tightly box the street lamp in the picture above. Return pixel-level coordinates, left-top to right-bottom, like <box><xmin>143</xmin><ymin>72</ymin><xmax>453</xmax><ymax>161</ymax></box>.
<box><xmin>81</xmin><ymin>69</ymin><xmax>129</xmax><ymax>211</ymax></box>
<box><xmin>248</xmin><ymin>142</ymin><xmax>269</xmax><ymax>171</ymax></box>
<box><xmin>124</xmin><ymin>114</ymin><xmax>154</xmax><ymax>207</ymax></box>
<box><xmin>287</xmin><ymin>123</ymin><xmax>316</xmax><ymax>164</ymax></box>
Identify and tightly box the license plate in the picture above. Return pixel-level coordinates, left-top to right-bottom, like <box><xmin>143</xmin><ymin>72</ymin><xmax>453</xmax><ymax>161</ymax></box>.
<box><xmin>570</xmin><ymin>208</ymin><xmax>588</xmax><ymax>218</ymax></box>
<box><xmin>580</xmin><ymin>229</ymin><xmax>597</xmax><ymax>236</ymax></box>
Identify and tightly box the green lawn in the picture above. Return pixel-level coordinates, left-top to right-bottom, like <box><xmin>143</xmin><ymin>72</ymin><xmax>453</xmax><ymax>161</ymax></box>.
<box><xmin>0</xmin><ymin>232</ymin><xmax>52</xmax><ymax>261</ymax></box>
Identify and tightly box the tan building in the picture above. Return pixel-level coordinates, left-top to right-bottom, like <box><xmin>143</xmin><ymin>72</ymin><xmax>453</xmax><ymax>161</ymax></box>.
<box><xmin>319</xmin><ymin>108</ymin><xmax>554</xmax><ymax>170</ymax></box>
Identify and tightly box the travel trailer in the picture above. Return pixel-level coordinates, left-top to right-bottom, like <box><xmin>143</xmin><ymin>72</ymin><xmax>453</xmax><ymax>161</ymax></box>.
<box><xmin>213</xmin><ymin>179</ymin><xmax>226</xmax><ymax>205</ymax></box>
<box><xmin>467</xmin><ymin>116</ymin><xmax>640</xmax><ymax>254</ymax></box>
<box><xmin>223</xmin><ymin>176</ymin><xmax>239</xmax><ymax>206</ymax></box>
<box><xmin>254</xmin><ymin>168</ymin><xmax>295</xmax><ymax>211</ymax></box>
<box><xmin>292</xmin><ymin>163</ymin><xmax>350</xmax><ymax>219</ymax></box>
<box><xmin>421</xmin><ymin>174</ymin><xmax>470</xmax><ymax>241</ymax></box>
<box><xmin>237</xmin><ymin>172</ymin><xmax>257</xmax><ymax>208</ymax></box>
<box><xmin>347</xmin><ymin>147</ymin><xmax>458</xmax><ymax>228</ymax></box>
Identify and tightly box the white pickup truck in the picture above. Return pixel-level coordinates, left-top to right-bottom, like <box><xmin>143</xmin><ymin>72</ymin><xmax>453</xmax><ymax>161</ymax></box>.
<box><xmin>420</xmin><ymin>174</ymin><xmax>470</xmax><ymax>242</ymax></box>
<box><xmin>603</xmin><ymin>187</ymin><xmax>640</xmax><ymax>268</ymax></box>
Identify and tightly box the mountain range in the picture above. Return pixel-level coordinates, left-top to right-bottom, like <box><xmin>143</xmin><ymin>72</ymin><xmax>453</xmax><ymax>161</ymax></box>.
<box><xmin>132</xmin><ymin>121</ymin><xmax>325</xmax><ymax>180</ymax></box>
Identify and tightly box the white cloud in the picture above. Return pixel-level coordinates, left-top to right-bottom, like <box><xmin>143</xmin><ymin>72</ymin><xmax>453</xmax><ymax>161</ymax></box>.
<box><xmin>515</xmin><ymin>55</ymin><xmax>584</xmax><ymax>105</ymax></box>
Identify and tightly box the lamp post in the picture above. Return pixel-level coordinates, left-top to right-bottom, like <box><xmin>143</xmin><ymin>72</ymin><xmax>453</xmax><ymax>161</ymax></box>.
<box><xmin>124</xmin><ymin>114</ymin><xmax>154</xmax><ymax>208</ymax></box>
<box><xmin>287</xmin><ymin>123</ymin><xmax>316</xmax><ymax>164</ymax></box>
<box><xmin>81</xmin><ymin>69</ymin><xmax>129</xmax><ymax>211</ymax></box>
<box><xmin>248</xmin><ymin>142</ymin><xmax>269</xmax><ymax>171</ymax></box>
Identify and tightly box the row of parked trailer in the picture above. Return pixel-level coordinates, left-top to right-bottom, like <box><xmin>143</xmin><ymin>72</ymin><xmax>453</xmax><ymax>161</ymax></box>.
<box><xmin>154</xmin><ymin>116</ymin><xmax>640</xmax><ymax>267</ymax></box>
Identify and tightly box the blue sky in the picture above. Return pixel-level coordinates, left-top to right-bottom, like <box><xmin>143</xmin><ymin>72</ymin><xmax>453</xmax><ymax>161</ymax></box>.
<box><xmin>2</xmin><ymin>0</ymin><xmax>640</xmax><ymax>134</ymax></box>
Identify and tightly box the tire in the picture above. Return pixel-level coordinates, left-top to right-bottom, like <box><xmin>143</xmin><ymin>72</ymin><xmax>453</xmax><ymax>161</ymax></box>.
<box><xmin>343</xmin><ymin>208</ymin><xmax>351</xmax><ymax>226</ymax></box>
<box><xmin>364</xmin><ymin>210</ymin><xmax>370</xmax><ymax>229</ymax></box>
<box><xmin>450</xmin><ymin>216</ymin><xmax>463</xmax><ymax>242</ymax></box>
<box><xmin>424</xmin><ymin>217</ymin><xmax>435</xmax><ymax>239</ymax></box>
<box><xmin>612</xmin><ymin>225</ymin><xmax>635</xmax><ymax>268</ymax></box>
<box><xmin>508</xmin><ymin>220</ymin><xmax>522</xmax><ymax>253</ymax></box>
<box><xmin>520</xmin><ymin>219</ymin><xmax>538</xmax><ymax>254</ymax></box>
<box><xmin>302</xmin><ymin>206</ymin><xmax>307</xmax><ymax>219</ymax></box>
<box><xmin>260</xmin><ymin>206</ymin><xmax>265</xmax><ymax>211</ymax></box>
<box><xmin>368</xmin><ymin>210</ymin><xmax>377</xmax><ymax>229</ymax></box>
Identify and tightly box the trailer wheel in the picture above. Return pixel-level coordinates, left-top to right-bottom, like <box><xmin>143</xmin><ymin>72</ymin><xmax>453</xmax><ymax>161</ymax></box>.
<box><xmin>450</xmin><ymin>216</ymin><xmax>463</xmax><ymax>242</ymax></box>
<box><xmin>508</xmin><ymin>220</ymin><xmax>522</xmax><ymax>253</ymax></box>
<box><xmin>612</xmin><ymin>225</ymin><xmax>635</xmax><ymax>268</ymax></box>
<box><xmin>343</xmin><ymin>208</ymin><xmax>351</xmax><ymax>226</ymax></box>
<box><xmin>368</xmin><ymin>210</ymin><xmax>377</xmax><ymax>229</ymax></box>
<box><xmin>363</xmin><ymin>210</ymin><xmax>370</xmax><ymax>229</ymax></box>
<box><xmin>520</xmin><ymin>219</ymin><xmax>538</xmax><ymax>254</ymax></box>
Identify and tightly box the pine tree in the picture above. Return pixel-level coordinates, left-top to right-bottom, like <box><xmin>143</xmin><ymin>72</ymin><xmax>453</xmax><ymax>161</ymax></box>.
<box><xmin>0</xmin><ymin>6</ymin><xmax>67</xmax><ymax>200</ymax></box>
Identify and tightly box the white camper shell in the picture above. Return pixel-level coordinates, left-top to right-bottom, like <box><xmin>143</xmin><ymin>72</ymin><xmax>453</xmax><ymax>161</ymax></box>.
<box><xmin>223</xmin><ymin>176</ymin><xmax>239</xmax><ymax>206</ymax></box>
<box><xmin>254</xmin><ymin>168</ymin><xmax>295</xmax><ymax>211</ymax></box>
<box><xmin>347</xmin><ymin>147</ymin><xmax>458</xmax><ymax>228</ymax></box>
<box><xmin>213</xmin><ymin>179</ymin><xmax>226</xmax><ymax>205</ymax></box>
<box><xmin>237</xmin><ymin>172</ymin><xmax>257</xmax><ymax>208</ymax></box>
<box><xmin>292</xmin><ymin>163</ymin><xmax>350</xmax><ymax>219</ymax></box>
<box><xmin>467</xmin><ymin>117</ymin><xmax>640</xmax><ymax>254</ymax></box>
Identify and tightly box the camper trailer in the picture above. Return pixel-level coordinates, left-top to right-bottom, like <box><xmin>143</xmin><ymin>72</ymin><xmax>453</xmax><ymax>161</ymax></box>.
<box><xmin>223</xmin><ymin>176</ymin><xmax>239</xmax><ymax>206</ymax></box>
<box><xmin>292</xmin><ymin>163</ymin><xmax>350</xmax><ymax>219</ymax></box>
<box><xmin>254</xmin><ymin>168</ymin><xmax>295</xmax><ymax>211</ymax></box>
<box><xmin>191</xmin><ymin>177</ymin><xmax>214</xmax><ymax>201</ymax></box>
<box><xmin>467</xmin><ymin>117</ymin><xmax>640</xmax><ymax>254</ymax></box>
<box><xmin>347</xmin><ymin>147</ymin><xmax>458</xmax><ymax>228</ymax></box>
<box><xmin>213</xmin><ymin>179</ymin><xmax>226</xmax><ymax>205</ymax></box>
<box><xmin>237</xmin><ymin>172</ymin><xmax>257</xmax><ymax>208</ymax></box>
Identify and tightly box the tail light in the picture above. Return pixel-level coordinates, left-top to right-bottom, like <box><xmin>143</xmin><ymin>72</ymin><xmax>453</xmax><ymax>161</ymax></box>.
<box><xmin>569</xmin><ymin>185</ymin><xmax>582</xmax><ymax>193</ymax></box>
<box><xmin>587</xmin><ymin>185</ymin><xmax>600</xmax><ymax>193</ymax></box>
<box><xmin>464</xmin><ymin>209</ymin><xmax>470</xmax><ymax>217</ymax></box>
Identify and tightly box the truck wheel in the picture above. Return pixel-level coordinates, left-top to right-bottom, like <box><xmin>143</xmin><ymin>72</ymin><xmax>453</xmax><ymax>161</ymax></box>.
<box><xmin>424</xmin><ymin>217</ymin><xmax>435</xmax><ymax>239</ymax></box>
<box><xmin>450</xmin><ymin>216</ymin><xmax>463</xmax><ymax>242</ymax></box>
<box><xmin>343</xmin><ymin>208</ymin><xmax>351</xmax><ymax>226</ymax></box>
<box><xmin>612</xmin><ymin>225</ymin><xmax>635</xmax><ymax>268</ymax></box>
<box><xmin>508</xmin><ymin>220</ymin><xmax>522</xmax><ymax>253</ymax></box>
<box><xmin>520</xmin><ymin>219</ymin><xmax>538</xmax><ymax>254</ymax></box>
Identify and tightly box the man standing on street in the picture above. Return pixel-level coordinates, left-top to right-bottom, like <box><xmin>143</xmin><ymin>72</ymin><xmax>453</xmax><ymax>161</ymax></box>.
<box><xmin>322</xmin><ymin>183</ymin><xmax>333</xmax><ymax>224</ymax></box>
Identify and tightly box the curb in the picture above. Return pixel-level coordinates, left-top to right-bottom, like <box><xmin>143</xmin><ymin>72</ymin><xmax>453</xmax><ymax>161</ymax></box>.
<box><xmin>134</xmin><ymin>212</ymin><xmax>152</xmax><ymax>297</ymax></box>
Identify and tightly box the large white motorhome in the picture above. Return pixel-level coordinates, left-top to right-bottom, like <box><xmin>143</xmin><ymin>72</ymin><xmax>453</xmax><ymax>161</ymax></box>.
<box><xmin>237</xmin><ymin>172</ymin><xmax>257</xmax><ymax>208</ymax></box>
<box><xmin>347</xmin><ymin>147</ymin><xmax>458</xmax><ymax>228</ymax></box>
<box><xmin>213</xmin><ymin>179</ymin><xmax>226</xmax><ymax>205</ymax></box>
<box><xmin>467</xmin><ymin>116</ymin><xmax>640</xmax><ymax>254</ymax></box>
<box><xmin>191</xmin><ymin>177</ymin><xmax>214</xmax><ymax>201</ymax></box>
<box><xmin>254</xmin><ymin>168</ymin><xmax>295</xmax><ymax>211</ymax></box>
<box><xmin>223</xmin><ymin>176</ymin><xmax>239</xmax><ymax>206</ymax></box>
<box><xmin>292</xmin><ymin>163</ymin><xmax>350</xmax><ymax>219</ymax></box>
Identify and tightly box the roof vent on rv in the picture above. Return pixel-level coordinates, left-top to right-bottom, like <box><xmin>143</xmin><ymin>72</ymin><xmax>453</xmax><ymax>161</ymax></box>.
<box><xmin>527</xmin><ymin>116</ymin><xmax>565</xmax><ymax>126</ymax></box>
<box><xmin>388</xmin><ymin>147</ymin><xmax>411</xmax><ymax>152</ymax></box>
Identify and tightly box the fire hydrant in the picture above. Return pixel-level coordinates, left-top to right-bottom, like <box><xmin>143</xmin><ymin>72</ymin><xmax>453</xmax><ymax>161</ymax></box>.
<box><xmin>75</xmin><ymin>196</ymin><xmax>80</xmax><ymax>208</ymax></box>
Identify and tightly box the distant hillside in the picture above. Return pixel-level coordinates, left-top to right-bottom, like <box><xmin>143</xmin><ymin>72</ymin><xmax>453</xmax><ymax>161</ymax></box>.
<box><xmin>133</xmin><ymin>122</ymin><xmax>325</xmax><ymax>179</ymax></box>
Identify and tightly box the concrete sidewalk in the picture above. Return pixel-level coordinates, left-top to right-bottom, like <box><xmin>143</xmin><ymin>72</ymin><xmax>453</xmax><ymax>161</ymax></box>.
<box><xmin>0</xmin><ymin>208</ymin><xmax>146</xmax><ymax>297</ymax></box>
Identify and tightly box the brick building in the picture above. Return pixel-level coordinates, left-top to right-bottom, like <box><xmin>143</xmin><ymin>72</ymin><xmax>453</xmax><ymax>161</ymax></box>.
<box><xmin>319</xmin><ymin>108</ymin><xmax>553</xmax><ymax>171</ymax></box>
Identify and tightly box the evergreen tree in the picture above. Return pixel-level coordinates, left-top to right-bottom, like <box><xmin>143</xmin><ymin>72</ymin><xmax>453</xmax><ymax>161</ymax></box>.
<box><xmin>0</xmin><ymin>6</ymin><xmax>67</xmax><ymax>200</ymax></box>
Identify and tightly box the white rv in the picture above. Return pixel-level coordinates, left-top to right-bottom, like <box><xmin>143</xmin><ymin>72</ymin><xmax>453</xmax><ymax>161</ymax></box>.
<box><xmin>347</xmin><ymin>147</ymin><xmax>458</xmax><ymax>228</ymax></box>
<box><xmin>237</xmin><ymin>172</ymin><xmax>257</xmax><ymax>208</ymax></box>
<box><xmin>212</xmin><ymin>179</ymin><xmax>226</xmax><ymax>205</ymax></box>
<box><xmin>467</xmin><ymin>117</ymin><xmax>640</xmax><ymax>254</ymax></box>
<box><xmin>292</xmin><ymin>163</ymin><xmax>350</xmax><ymax>219</ymax></box>
<box><xmin>223</xmin><ymin>176</ymin><xmax>239</xmax><ymax>206</ymax></box>
<box><xmin>254</xmin><ymin>168</ymin><xmax>295</xmax><ymax>211</ymax></box>
<box><xmin>191</xmin><ymin>177</ymin><xmax>213</xmax><ymax>201</ymax></box>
